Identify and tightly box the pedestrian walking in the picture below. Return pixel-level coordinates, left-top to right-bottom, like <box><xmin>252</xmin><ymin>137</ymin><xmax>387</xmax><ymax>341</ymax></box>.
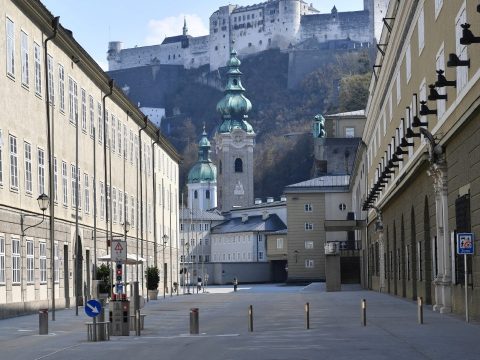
<box><xmin>233</xmin><ymin>277</ymin><xmax>238</xmax><ymax>292</ymax></box>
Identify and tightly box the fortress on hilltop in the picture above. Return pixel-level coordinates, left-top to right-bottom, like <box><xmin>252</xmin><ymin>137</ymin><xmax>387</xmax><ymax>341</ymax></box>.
<box><xmin>107</xmin><ymin>0</ymin><xmax>388</xmax><ymax>72</ymax></box>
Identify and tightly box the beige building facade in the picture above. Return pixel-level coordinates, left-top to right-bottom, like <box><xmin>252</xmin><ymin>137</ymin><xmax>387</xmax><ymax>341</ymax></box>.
<box><xmin>361</xmin><ymin>0</ymin><xmax>480</xmax><ymax>319</ymax></box>
<box><xmin>0</xmin><ymin>0</ymin><xmax>180</xmax><ymax>317</ymax></box>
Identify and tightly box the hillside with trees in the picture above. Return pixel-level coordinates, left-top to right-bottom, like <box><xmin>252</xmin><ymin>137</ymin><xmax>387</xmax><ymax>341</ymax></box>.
<box><xmin>164</xmin><ymin>49</ymin><xmax>372</xmax><ymax>199</ymax></box>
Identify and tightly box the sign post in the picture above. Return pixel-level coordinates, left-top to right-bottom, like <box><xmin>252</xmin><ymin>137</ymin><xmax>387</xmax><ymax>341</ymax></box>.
<box><xmin>456</xmin><ymin>232</ymin><xmax>474</xmax><ymax>323</ymax></box>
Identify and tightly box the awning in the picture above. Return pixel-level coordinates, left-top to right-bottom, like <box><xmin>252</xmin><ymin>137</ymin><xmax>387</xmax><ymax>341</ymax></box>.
<box><xmin>97</xmin><ymin>253</ymin><xmax>146</xmax><ymax>265</ymax></box>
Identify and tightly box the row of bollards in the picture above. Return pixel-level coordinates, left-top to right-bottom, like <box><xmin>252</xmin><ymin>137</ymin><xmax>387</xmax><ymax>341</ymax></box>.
<box><xmin>187</xmin><ymin>298</ymin><xmax>425</xmax><ymax>335</ymax></box>
<box><xmin>360</xmin><ymin>297</ymin><xmax>424</xmax><ymax>327</ymax></box>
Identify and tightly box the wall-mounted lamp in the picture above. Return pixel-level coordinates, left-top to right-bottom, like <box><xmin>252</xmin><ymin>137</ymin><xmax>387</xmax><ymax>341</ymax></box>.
<box><xmin>406</xmin><ymin>127</ymin><xmax>421</xmax><ymax>139</ymax></box>
<box><xmin>447</xmin><ymin>53</ymin><xmax>470</xmax><ymax>68</ymax></box>
<box><xmin>376</xmin><ymin>43</ymin><xmax>388</xmax><ymax>56</ymax></box>
<box><xmin>427</xmin><ymin>84</ymin><xmax>447</xmax><ymax>101</ymax></box>
<box><xmin>71</xmin><ymin>55</ymin><xmax>80</xmax><ymax>64</ymax></box>
<box><xmin>435</xmin><ymin>70</ymin><xmax>456</xmax><ymax>88</ymax></box>
<box><xmin>382</xmin><ymin>17</ymin><xmax>395</xmax><ymax>33</ymax></box>
<box><xmin>460</xmin><ymin>23</ymin><xmax>480</xmax><ymax>45</ymax></box>
<box><xmin>396</xmin><ymin>146</ymin><xmax>408</xmax><ymax>156</ymax></box>
<box><xmin>412</xmin><ymin>115</ymin><xmax>428</xmax><ymax>127</ymax></box>
<box><xmin>400</xmin><ymin>137</ymin><xmax>414</xmax><ymax>147</ymax></box>
<box><xmin>419</xmin><ymin>101</ymin><xmax>437</xmax><ymax>116</ymax></box>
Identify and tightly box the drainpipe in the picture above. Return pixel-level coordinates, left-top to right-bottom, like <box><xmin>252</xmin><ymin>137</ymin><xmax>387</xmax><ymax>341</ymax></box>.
<box><xmin>44</xmin><ymin>15</ymin><xmax>60</xmax><ymax>322</ymax></box>
<box><xmin>138</xmin><ymin>116</ymin><xmax>148</xmax><ymax>296</ymax></box>
<box><xmin>102</xmin><ymin>79</ymin><xmax>114</xmax><ymax>297</ymax></box>
<box><xmin>152</xmin><ymin>130</ymin><xmax>160</xmax><ymax>268</ymax></box>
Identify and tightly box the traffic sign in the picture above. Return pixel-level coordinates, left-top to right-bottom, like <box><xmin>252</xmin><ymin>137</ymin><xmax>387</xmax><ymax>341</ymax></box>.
<box><xmin>112</xmin><ymin>240</ymin><xmax>127</xmax><ymax>262</ymax></box>
<box><xmin>457</xmin><ymin>233</ymin><xmax>474</xmax><ymax>255</ymax></box>
<box><xmin>85</xmin><ymin>299</ymin><xmax>102</xmax><ymax>318</ymax></box>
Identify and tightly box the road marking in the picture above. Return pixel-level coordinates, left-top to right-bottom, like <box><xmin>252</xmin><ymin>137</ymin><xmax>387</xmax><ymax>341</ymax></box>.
<box><xmin>140</xmin><ymin>333</ymin><xmax>240</xmax><ymax>340</ymax></box>
<box><xmin>33</xmin><ymin>343</ymin><xmax>81</xmax><ymax>360</ymax></box>
<box><xmin>17</xmin><ymin>329</ymin><xmax>34</xmax><ymax>332</ymax></box>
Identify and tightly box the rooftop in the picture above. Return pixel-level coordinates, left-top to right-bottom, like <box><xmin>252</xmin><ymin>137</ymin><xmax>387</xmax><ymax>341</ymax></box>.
<box><xmin>211</xmin><ymin>214</ymin><xmax>287</xmax><ymax>234</ymax></box>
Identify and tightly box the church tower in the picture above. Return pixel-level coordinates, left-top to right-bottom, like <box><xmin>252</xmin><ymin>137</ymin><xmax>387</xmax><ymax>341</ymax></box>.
<box><xmin>187</xmin><ymin>126</ymin><xmax>217</xmax><ymax>211</ymax></box>
<box><xmin>215</xmin><ymin>48</ymin><xmax>255</xmax><ymax>211</ymax></box>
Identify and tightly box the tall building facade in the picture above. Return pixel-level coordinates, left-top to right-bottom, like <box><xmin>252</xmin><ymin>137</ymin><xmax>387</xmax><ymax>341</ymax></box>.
<box><xmin>187</xmin><ymin>127</ymin><xmax>217</xmax><ymax>211</ymax></box>
<box><xmin>360</xmin><ymin>0</ymin><xmax>480</xmax><ymax>319</ymax></box>
<box><xmin>0</xmin><ymin>0</ymin><xmax>181</xmax><ymax>318</ymax></box>
<box><xmin>214</xmin><ymin>49</ymin><xmax>255</xmax><ymax>211</ymax></box>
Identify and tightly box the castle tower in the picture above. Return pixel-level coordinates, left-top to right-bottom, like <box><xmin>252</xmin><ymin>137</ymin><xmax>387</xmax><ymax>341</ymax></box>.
<box><xmin>187</xmin><ymin>126</ymin><xmax>217</xmax><ymax>211</ymax></box>
<box><xmin>215</xmin><ymin>48</ymin><xmax>255</xmax><ymax>211</ymax></box>
<box><xmin>183</xmin><ymin>17</ymin><xmax>188</xmax><ymax>36</ymax></box>
<box><xmin>279</xmin><ymin>0</ymin><xmax>302</xmax><ymax>43</ymax></box>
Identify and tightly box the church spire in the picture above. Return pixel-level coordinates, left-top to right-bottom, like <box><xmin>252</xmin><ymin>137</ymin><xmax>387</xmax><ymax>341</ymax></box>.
<box><xmin>183</xmin><ymin>17</ymin><xmax>188</xmax><ymax>36</ymax></box>
<box><xmin>216</xmin><ymin>45</ymin><xmax>254</xmax><ymax>134</ymax></box>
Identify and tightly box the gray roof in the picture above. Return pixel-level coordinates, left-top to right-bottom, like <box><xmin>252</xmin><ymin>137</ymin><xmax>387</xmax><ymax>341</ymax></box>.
<box><xmin>179</xmin><ymin>208</ymin><xmax>225</xmax><ymax>221</ymax></box>
<box><xmin>325</xmin><ymin>109</ymin><xmax>365</xmax><ymax>118</ymax></box>
<box><xmin>285</xmin><ymin>175</ymin><xmax>350</xmax><ymax>192</ymax></box>
<box><xmin>211</xmin><ymin>214</ymin><xmax>287</xmax><ymax>234</ymax></box>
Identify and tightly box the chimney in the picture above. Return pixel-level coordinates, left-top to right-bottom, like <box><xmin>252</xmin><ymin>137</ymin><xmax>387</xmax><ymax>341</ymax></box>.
<box><xmin>267</xmin><ymin>197</ymin><xmax>274</xmax><ymax>203</ymax></box>
<box><xmin>280</xmin><ymin>195</ymin><xmax>287</xmax><ymax>202</ymax></box>
<box><xmin>241</xmin><ymin>214</ymin><xmax>248</xmax><ymax>223</ymax></box>
<box><xmin>255</xmin><ymin>198</ymin><xmax>262</xmax><ymax>205</ymax></box>
<box><xmin>262</xmin><ymin>210</ymin><xmax>269</xmax><ymax>221</ymax></box>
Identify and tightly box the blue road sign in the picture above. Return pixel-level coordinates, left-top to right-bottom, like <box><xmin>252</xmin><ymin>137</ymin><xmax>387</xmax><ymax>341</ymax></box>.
<box><xmin>85</xmin><ymin>299</ymin><xmax>102</xmax><ymax>318</ymax></box>
<box><xmin>457</xmin><ymin>233</ymin><xmax>474</xmax><ymax>255</ymax></box>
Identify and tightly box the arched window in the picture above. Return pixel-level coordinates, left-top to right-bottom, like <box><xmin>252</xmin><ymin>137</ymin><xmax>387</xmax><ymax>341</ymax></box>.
<box><xmin>194</xmin><ymin>190</ymin><xmax>198</xmax><ymax>199</ymax></box>
<box><xmin>206</xmin><ymin>190</ymin><xmax>210</xmax><ymax>199</ymax></box>
<box><xmin>234</xmin><ymin>158</ymin><xmax>243</xmax><ymax>173</ymax></box>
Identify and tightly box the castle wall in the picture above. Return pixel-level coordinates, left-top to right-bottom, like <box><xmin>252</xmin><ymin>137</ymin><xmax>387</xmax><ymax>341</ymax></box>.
<box><xmin>300</xmin><ymin>11</ymin><xmax>371</xmax><ymax>43</ymax></box>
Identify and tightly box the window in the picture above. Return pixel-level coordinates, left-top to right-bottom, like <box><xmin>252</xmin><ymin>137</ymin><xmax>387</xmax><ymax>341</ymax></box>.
<box><xmin>418</xmin><ymin>7</ymin><xmax>425</xmax><ymax>54</ymax></box>
<box><xmin>12</xmin><ymin>237</ymin><xmax>20</xmax><ymax>283</ymax></box>
<box><xmin>58</xmin><ymin>64</ymin><xmax>65</xmax><ymax>112</ymax></box>
<box><xmin>206</xmin><ymin>189</ymin><xmax>210</xmax><ymax>199</ymax></box>
<box><xmin>81</xmin><ymin>89</ymin><xmax>87</xmax><ymax>131</ymax></box>
<box><xmin>276</xmin><ymin>238</ymin><xmax>283</xmax><ymax>249</ymax></box>
<box><xmin>0</xmin><ymin>235</ymin><xmax>5</xmax><ymax>283</ymax></box>
<box><xmin>131</xmin><ymin>196</ymin><xmax>135</xmax><ymax>227</ymax></box>
<box><xmin>405</xmin><ymin>43</ymin><xmax>411</xmax><ymax>83</ymax></box>
<box><xmin>119</xmin><ymin>190</ymin><xmax>124</xmax><ymax>224</ymax></box>
<box><xmin>38</xmin><ymin>148</ymin><xmax>45</xmax><ymax>195</ymax></box>
<box><xmin>258</xmin><ymin>251</ymin><xmax>264</xmax><ymax>260</ymax></box>
<box><xmin>205</xmin><ymin>223</ymin><xmax>210</xmax><ymax>231</ymax></box>
<box><xmin>47</xmin><ymin>55</ymin><xmax>54</xmax><ymax>104</ymax></box>
<box><xmin>434</xmin><ymin>0</ymin><xmax>443</xmax><ymax>19</ymax></box>
<box><xmin>9</xmin><ymin>134</ymin><xmax>18</xmax><ymax>189</ymax></box>
<box><xmin>71</xmin><ymin>165</ymin><xmax>77</xmax><ymax>207</ymax></box>
<box><xmin>345</xmin><ymin>127</ymin><xmax>355</xmax><ymax>138</ymax></box>
<box><xmin>194</xmin><ymin>190</ymin><xmax>198</xmax><ymax>199</ymax></box>
<box><xmin>53</xmin><ymin>157</ymin><xmax>58</xmax><ymax>202</ymax></box>
<box><xmin>130</xmin><ymin>131</ymin><xmax>134</xmax><ymax>163</ymax></box>
<box><xmin>54</xmin><ymin>242</ymin><xmax>59</xmax><ymax>282</ymax></box>
<box><xmin>24</xmin><ymin>142</ymin><xmax>32</xmax><ymax>194</ymax></box>
<box><xmin>234</xmin><ymin>158</ymin><xmax>243</xmax><ymax>172</ymax></box>
<box><xmin>89</xmin><ymin>95</ymin><xmax>94</xmax><ymax>137</ymax></box>
<box><xmin>455</xmin><ymin>5</ymin><xmax>468</xmax><ymax>94</ymax></box>
<box><xmin>39</xmin><ymin>241</ymin><xmax>46</xmax><ymax>283</ymax></box>
<box><xmin>305</xmin><ymin>240</ymin><xmax>314</xmax><ymax>249</ymax></box>
<box><xmin>0</xmin><ymin>129</ymin><xmax>3</xmax><ymax>185</ymax></box>
<box><xmin>118</xmin><ymin>119</ymin><xmax>122</xmax><ymax>156</ymax></box>
<box><xmin>26</xmin><ymin>239</ymin><xmax>34</xmax><ymax>283</ymax></box>
<box><xmin>105</xmin><ymin>110</ymin><xmax>109</xmax><ymax>147</ymax></box>
<box><xmin>6</xmin><ymin>18</ymin><xmax>15</xmax><ymax>77</ymax></box>
<box><xmin>125</xmin><ymin>192</ymin><xmax>129</xmax><ymax>224</ymax></box>
<box><xmin>305</xmin><ymin>223</ymin><xmax>313</xmax><ymax>231</ymax></box>
<box><xmin>97</xmin><ymin>102</ymin><xmax>103</xmax><ymax>144</ymax></box>
<box><xmin>34</xmin><ymin>43</ymin><xmax>41</xmax><ymax>95</ymax></box>
<box><xmin>84</xmin><ymin>173</ymin><xmax>90</xmax><ymax>214</ymax></box>
<box><xmin>62</xmin><ymin>161</ymin><xmax>68</xmax><ymax>206</ymax></box>
<box><xmin>435</xmin><ymin>46</ymin><xmax>446</xmax><ymax>118</ymax></box>
<box><xmin>112</xmin><ymin>187</ymin><xmax>117</xmax><ymax>223</ymax></box>
<box><xmin>68</xmin><ymin>77</ymin><xmax>78</xmax><ymax>123</ymax></box>
<box><xmin>304</xmin><ymin>203</ymin><xmax>312</xmax><ymax>212</ymax></box>
<box><xmin>305</xmin><ymin>259</ymin><xmax>314</xmax><ymax>268</ymax></box>
<box><xmin>111</xmin><ymin>115</ymin><xmax>116</xmax><ymax>152</ymax></box>
<box><xmin>396</xmin><ymin>72</ymin><xmax>401</xmax><ymax>104</ymax></box>
<box><xmin>21</xmin><ymin>31</ymin><xmax>29</xmax><ymax>86</ymax></box>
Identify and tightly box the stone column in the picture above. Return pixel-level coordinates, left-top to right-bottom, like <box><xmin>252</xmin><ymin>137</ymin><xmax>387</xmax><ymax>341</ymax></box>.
<box><xmin>427</xmin><ymin>161</ymin><xmax>451</xmax><ymax>313</ymax></box>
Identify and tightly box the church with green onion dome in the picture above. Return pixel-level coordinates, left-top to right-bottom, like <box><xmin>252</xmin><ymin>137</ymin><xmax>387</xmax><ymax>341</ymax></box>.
<box><xmin>214</xmin><ymin>46</ymin><xmax>256</xmax><ymax>211</ymax></box>
<box><xmin>187</xmin><ymin>125</ymin><xmax>217</xmax><ymax>211</ymax></box>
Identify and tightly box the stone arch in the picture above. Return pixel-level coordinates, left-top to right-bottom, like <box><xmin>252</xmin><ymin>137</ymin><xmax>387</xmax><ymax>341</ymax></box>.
<box><xmin>234</xmin><ymin>158</ymin><xmax>243</xmax><ymax>173</ymax></box>
<box><xmin>74</xmin><ymin>234</ymin><xmax>83</xmax><ymax>305</ymax></box>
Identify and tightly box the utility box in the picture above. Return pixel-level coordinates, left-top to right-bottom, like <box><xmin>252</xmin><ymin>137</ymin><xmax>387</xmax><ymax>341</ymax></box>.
<box><xmin>109</xmin><ymin>300</ymin><xmax>130</xmax><ymax>336</ymax></box>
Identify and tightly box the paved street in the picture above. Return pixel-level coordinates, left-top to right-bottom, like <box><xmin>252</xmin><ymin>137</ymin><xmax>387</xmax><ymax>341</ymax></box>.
<box><xmin>1</xmin><ymin>283</ymin><xmax>479</xmax><ymax>360</ymax></box>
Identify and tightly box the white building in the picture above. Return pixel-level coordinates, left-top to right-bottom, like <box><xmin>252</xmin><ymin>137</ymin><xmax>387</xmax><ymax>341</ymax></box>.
<box><xmin>0</xmin><ymin>0</ymin><xmax>181</xmax><ymax>318</ymax></box>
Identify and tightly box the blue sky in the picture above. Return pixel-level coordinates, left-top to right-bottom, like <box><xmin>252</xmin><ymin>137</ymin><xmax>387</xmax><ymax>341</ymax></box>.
<box><xmin>41</xmin><ymin>0</ymin><xmax>363</xmax><ymax>70</ymax></box>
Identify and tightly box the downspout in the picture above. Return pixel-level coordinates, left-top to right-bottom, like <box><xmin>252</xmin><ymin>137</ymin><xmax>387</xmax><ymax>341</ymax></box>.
<box><xmin>152</xmin><ymin>130</ymin><xmax>160</xmax><ymax>268</ymax></box>
<box><xmin>102</xmin><ymin>79</ymin><xmax>114</xmax><ymax>297</ymax></box>
<box><xmin>44</xmin><ymin>15</ymin><xmax>60</xmax><ymax>321</ymax></box>
<box><xmin>138</xmin><ymin>116</ymin><xmax>148</xmax><ymax>295</ymax></box>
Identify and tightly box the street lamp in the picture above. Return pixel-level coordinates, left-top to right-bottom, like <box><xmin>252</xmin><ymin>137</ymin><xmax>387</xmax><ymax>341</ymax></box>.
<box><xmin>123</xmin><ymin>221</ymin><xmax>131</xmax><ymax>240</ymax></box>
<box><xmin>21</xmin><ymin>194</ymin><xmax>50</xmax><ymax>304</ymax></box>
<box><xmin>162</xmin><ymin>234</ymin><xmax>168</xmax><ymax>299</ymax></box>
<box><xmin>185</xmin><ymin>242</ymin><xmax>190</xmax><ymax>294</ymax></box>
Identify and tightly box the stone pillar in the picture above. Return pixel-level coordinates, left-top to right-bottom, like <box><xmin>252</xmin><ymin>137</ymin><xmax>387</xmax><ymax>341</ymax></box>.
<box><xmin>428</xmin><ymin>161</ymin><xmax>451</xmax><ymax>313</ymax></box>
<box><xmin>378</xmin><ymin>232</ymin><xmax>385</xmax><ymax>292</ymax></box>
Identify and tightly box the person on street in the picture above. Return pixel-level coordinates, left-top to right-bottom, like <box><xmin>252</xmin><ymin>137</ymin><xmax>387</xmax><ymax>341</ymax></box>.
<box><xmin>233</xmin><ymin>277</ymin><xmax>238</xmax><ymax>292</ymax></box>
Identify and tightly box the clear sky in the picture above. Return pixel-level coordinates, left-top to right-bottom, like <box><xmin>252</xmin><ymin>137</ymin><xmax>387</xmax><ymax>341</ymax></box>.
<box><xmin>41</xmin><ymin>0</ymin><xmax>364</xmax><ymax>70</ymax></box>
